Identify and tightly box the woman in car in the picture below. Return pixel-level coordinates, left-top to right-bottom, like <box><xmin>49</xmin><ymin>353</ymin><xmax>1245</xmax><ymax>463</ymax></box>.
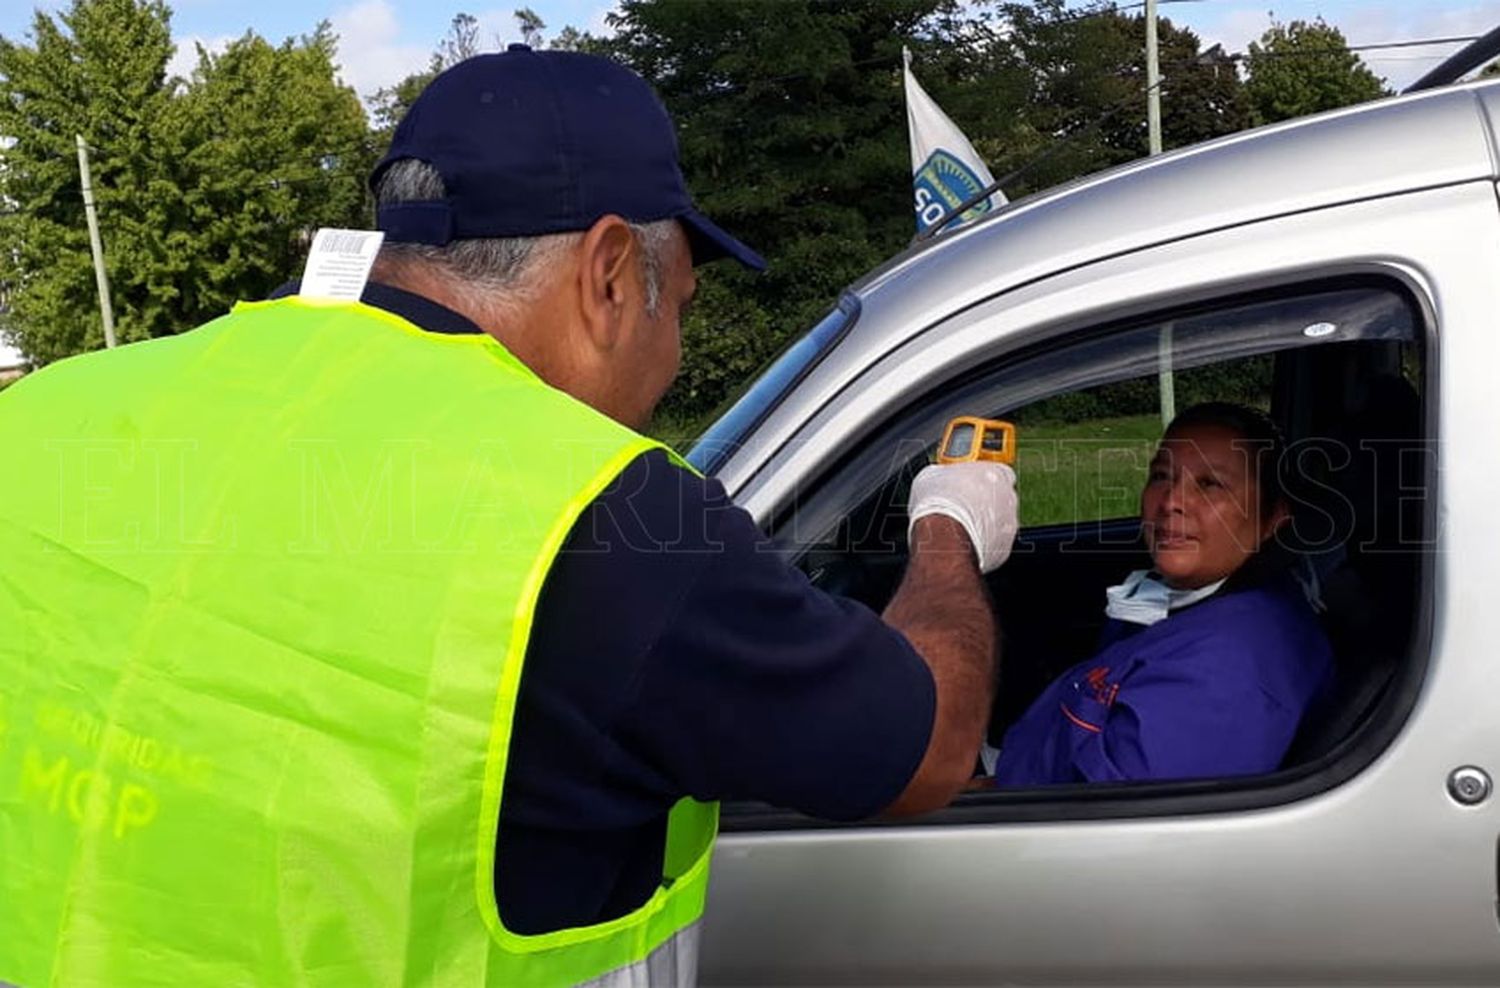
<box><xmin>991</xmin><ymin>401</ymin><xmax>1333</xmax><ymax>785</ymax></box>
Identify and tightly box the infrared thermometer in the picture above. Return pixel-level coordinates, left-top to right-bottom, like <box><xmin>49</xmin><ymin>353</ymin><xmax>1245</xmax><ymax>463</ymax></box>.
<box><xmin>937</xmin><ymin>416</ymin><xmax>1017</xmax><ymax>466</ymax></box>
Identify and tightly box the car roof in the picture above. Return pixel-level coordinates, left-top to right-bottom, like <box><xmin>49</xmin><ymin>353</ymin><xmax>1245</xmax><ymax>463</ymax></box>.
<box><xmin>836</xmin><ymin>79</ymin><xmax>1500</xmax><ymax>373</ymax></box>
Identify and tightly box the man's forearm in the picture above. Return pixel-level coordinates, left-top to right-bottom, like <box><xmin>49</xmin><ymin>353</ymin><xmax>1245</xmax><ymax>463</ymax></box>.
<box><xmin>881</xmin><ymin>515</ymin><xmax>998</xmax><ymax>815</ymax></box>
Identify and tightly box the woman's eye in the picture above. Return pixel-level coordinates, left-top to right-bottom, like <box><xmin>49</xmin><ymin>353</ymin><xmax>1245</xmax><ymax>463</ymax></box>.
<box><xmin>1148</xmin><ymin>468</ymin><xmax>1169</xmax><ymax>482</ymax></box>
<box><xmin>1199</xmin><ymin>476</ymin><xmax>1223</xmax><ymax>490</ymax></box>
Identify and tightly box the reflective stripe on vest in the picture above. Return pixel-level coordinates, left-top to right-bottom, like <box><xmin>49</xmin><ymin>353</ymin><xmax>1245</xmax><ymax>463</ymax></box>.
<box><xmin>0</xmin><ymin>297</ymin><xmax>719</xmax><ymax>988</ymax></box>
<box><xmin>578</xmin><ymin>922</ymin><xmax>701</xmax><ymax>988</ymax></box>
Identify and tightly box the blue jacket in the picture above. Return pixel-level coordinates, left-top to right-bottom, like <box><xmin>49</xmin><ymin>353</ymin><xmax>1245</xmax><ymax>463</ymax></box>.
<box><xmin>993</xmin><ymin>576</ymin><xmax>1333</xmax><ymax>786</ymax></box>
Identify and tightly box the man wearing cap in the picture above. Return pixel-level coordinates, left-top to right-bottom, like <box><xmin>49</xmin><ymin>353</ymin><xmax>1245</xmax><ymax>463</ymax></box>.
<box><xmin>0</xmin><ymin>47</ymin><xmax>1017</xmax><ymax>988</ymax></box>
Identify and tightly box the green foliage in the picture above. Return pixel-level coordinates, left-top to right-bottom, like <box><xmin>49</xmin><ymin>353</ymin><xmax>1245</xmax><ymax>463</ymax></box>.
<box><xmin>1244</xmin><ymin>18</ymin><xmax>1389</xmax><ymax>125</ymax></box>
<box><xmin>440</xmin><ymin>11</ymin><xmax>482</xmax><ymax>64</ymax></box>
<box><xmin>600</xmin><ymin>0</ymin><xmax>963</xmax><ymax>420</ymax></box>
<box><xmin>550</xmin><ymin>25</ymin><xmax>607</xmax><ymax>53</ymax></box>
<box><xmin>986</xmin><ymin>2</ymin><xmax>1251</xmax><ymax>192</ymax></box>
<box><xmin>156</xmin><ymin>25</ymin><xmax>373</xmax><ymax>331</ymax></box>
<box><xmin>370</xmin><ymin>13</ymin><xmax>483</xmax><ymax>139</ymax></box>
<box><xmin>371</xmin><ymin>9</ymin><xmax>564</xmax><ymax>140</ymax></box>
<box><xmin>594</xmin><ymin>0</ymin><xmax>1260</xmax><ymax>420</ymax></box>
<box><xmin>514</xmin><ymin>8</ymin><xmax>546</xmax><ymax>49</ymax></box>
<box><xmin>0</xmin><ymin>0</ymin><xmax>1353</xmax><ymax>424</ymax></box>
<box><xmin>0</xmin><ymin>1</ymin><xmax>370</xmax><ymax>364</ymax></box>
<box><xmin>1014</xmin><ymin>355</ymin><xmax>1272</xmax><ymax>424</ymax></box>
<box><xmin>670</xmin><ymin>267</ymin><xmax>777</xmax><ymax>419</ymax></box>
<box><xmin>0</xmin><ymin>0</ymin><xmax>175</xmax><ymax>361</ymax></box>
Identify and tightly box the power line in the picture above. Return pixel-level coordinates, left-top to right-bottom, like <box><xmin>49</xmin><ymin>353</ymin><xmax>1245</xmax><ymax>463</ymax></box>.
<box><xmin>1363</xmin><ymin>55</ymin><xmax>1461</xmax><ymax>63</ymax></box>
<box><xmin>1348</xmin><ymin>35</ymin><xmax>1480</xmax><ymax>52</ymax></box>
<box><xmin>911</xmin><ymin>28</ymin><xmax>1478</xmax><ymax>240</ymax></box>
<box><xmin>915</xmin><ymin>71</ymin><xmax>1174</xmax><ymax>242</ymax></box>
<box><xmin>1222</xmin><ymin>35</ymin><xmax>1482</xmax><ymax>64</ymax></box>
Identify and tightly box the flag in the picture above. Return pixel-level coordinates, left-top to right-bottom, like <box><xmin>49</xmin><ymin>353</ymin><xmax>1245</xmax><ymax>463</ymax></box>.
<box><xmin>904</xmin><ymin>47</ymin><xmax>1006</xmax><ymax>234</ymax></box>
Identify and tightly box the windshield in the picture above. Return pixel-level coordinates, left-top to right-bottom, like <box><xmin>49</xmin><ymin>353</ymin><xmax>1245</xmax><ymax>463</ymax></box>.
<box><xmin>687</xmin><ymin>297</ymin><xmax>858</xmax><ymax>475</ymax></box>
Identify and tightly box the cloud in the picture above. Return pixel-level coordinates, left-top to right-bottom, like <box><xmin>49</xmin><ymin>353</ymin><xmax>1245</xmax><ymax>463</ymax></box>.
<box><xmin>469</xmin><ymin>8</ymin><xmax>520</xmax><ymax>50</ymax></box>
<box><xmin>166</xmin><ymin>34</ymin><xmax>237</xmax><ymax>82</ymax></box>
<box><xmin>583</xmin><ymin>3</ymin><xmax>617</xmax><ymax>37</ymax></box>
<box><xmin>329</xmin><ymin>0</ymin><xmax>430</xmax><ymax>102</ymax></box>
<box><xmin>315</xmin><ymin>1</ymin><xmax>615</xmax><ymax>120</ymax></box>
<box><xmin>1188</xmin><ymin>6</ymin><xmax>1270</xmax><ymax>56</ymax></box>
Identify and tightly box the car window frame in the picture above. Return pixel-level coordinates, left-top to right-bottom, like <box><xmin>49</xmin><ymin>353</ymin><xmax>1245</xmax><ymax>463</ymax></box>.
<box><xmin>688</xmin><ymin>296</ymin><xmax>861</xmax><ymax>476</ymax></box>
<box><xmin>721</xmin><ymin>271</ymin><xmax>1439</xmax><ymax>833</ymax></box>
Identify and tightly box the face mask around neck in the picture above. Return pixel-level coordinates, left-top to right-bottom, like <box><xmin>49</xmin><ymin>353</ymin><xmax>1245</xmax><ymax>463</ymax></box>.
<box><xmin>1104</xmin><ymin>569</ymin><xmax>1226</xmax><ymax>626</ymax></box>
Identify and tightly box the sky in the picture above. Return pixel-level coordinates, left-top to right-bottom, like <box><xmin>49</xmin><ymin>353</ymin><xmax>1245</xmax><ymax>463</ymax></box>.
<box><xmin>4</xmin><ymin>0</ymin><xmax>1500</xmax><ymax>105</ymax></box>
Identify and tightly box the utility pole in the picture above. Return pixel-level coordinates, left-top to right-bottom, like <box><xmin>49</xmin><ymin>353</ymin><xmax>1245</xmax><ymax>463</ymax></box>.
<box><xmin>1146</xmin><ymin>0</ymin><xmax>1162</xmax><ymax>157</ymax></box>
<box><xmin>76</xmin><ymin>134</ymin><xmax>117</xmax><ymax>349</ymax></box>
<box><xmin>1145</xmin><ymin>0</ymin><xmax>1174</xmax><ymax>426</ymax></box>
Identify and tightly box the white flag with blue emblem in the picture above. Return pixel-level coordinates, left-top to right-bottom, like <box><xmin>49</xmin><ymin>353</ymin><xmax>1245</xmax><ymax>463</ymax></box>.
<box><xmin>904</xmin><ymin>47</ymin><xmax>1005</xmax><ymax>234</ymax></box>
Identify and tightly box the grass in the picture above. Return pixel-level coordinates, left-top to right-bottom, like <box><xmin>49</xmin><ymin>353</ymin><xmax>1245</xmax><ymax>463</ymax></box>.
<box><xmin>1013</xmin><ymin>413</ymin><xmax>1163</xmax><ymax>528</ymax></box>
<box><xmin>647</xmin><ymin>404</ymin><xmax>1164</xmax><ymax>529</ymax></box>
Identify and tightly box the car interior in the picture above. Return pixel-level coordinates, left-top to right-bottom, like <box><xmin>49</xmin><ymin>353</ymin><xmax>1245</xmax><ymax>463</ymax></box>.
<box><xmin>724</xmin><ymin>276</ymin><xmax>1430</xmax><ymax>827</ymax></box>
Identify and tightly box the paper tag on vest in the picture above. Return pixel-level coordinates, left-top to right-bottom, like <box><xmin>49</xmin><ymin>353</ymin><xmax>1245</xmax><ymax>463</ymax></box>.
<box><xmin>300</xmin><ymin>228</ymin><xmax>384</xmax><ymax>301</ymax></box>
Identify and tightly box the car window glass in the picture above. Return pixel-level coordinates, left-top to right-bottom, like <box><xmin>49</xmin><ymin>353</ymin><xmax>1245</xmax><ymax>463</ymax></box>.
<box><xmin>1014</xmin><ymin>355</ymin><xmax>1273</xmax><ymax>527</ymax></box>
<box><xmin>725</xmin><ymin>277</ymin><xmax>1429</xmax><ymax>830</ymax></box>
<box><xmin>688</xmin><ymin>299</ymin><xmax>856</xmax><ymax>475</ymax></box>
<box><xmin>776</xmin><ymin>281</ymin><xmax>1418</xmax><ymax>558</ymax></box>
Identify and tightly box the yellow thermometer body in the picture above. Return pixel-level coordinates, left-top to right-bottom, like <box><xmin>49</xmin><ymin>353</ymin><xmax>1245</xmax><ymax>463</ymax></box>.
<box><xmin>937</xmin><ymin>416</ymin><xmax>1017</xmax><ymax>466</ymax></box>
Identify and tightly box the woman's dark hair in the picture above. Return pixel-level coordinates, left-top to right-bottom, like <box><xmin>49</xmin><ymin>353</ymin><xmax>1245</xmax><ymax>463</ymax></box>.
<box><xmin>1163</xmin><ymin>401</ymin><xmax>1287</xmax><ymax>520</ymax></box>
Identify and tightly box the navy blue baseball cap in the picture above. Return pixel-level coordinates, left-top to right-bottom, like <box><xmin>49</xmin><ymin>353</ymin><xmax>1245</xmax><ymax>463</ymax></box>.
<box><xmin>371</xmin><ymin>45</ymin><xmax>766</xmax><ymax>271</ymax></box>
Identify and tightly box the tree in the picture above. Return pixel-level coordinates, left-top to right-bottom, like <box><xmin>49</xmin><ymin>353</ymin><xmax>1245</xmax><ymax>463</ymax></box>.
<box><xmin>372</xmin><ymin>8</ymin><xmax>605</xmax><ymax>139</ymax></box>
<box><xmin>439</xmin><ymin>11</ymin><xmax>480</xmax><ymax>65</ymax></box>
<box><xmin>0</xmin><ymin>0</ymin><xmax>177</xmax><ymax>361</ymax></box>
<box><xmin>601</xmin><ymin>0</ymin><xmax>972</xmax><ymax>422</ymax></box>
<box><xmin>550</xmin><ymin>25</ymin><xmax>605</xmax><ymax>53</ymax></box>
<box><xmin>0</xmin><ymin>1</ymin><xmax>371</xmax><ymax>363</ymax></box>
<box><xmin>514</xmin><ymin>8</ymin><xmax>545</xmax><ymax>49</ymax></box>
<box><xmin>595</xmin><ymin>0</ymin><xmax>1259</xmax><ymax>423</ymax></box>
<box><xmin>371</xmin><ymin>13</ymin><xmax>488</xmax><ymax>139</ymax></box>
<box><xmin>988</xmin><ymin>2</ymin><xmax>1253</xmax><ymax>195</ymax></box>
<box><xmin>157</xmin><ymin>25</ymin><xmax>373</xmax><ymax>329</ymax></box>
<box><xmin>1244</xmin><ymin>18</ymin><xmax>1389</xmax><ymax>125</ymax></box>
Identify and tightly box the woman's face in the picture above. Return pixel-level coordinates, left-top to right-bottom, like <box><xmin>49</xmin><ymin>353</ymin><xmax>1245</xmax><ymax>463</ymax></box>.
<box><xmin>1140</xmin><ymin>422</ymin><xmax>1287</xmax><ymax>589</ymax></box>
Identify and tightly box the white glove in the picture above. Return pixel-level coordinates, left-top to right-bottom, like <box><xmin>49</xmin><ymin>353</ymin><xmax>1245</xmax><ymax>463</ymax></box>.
<box><xmin>907</xmin><ymin>461</ymin><xmax>1019</xmax><ymax>573</ymax></box>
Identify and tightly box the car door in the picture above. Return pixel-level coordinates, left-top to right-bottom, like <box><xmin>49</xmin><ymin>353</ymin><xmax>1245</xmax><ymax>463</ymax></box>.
<box><xmin>698</xmin><ymin>181</ymin><xmax>1500</xmax><ymax>985</ymax></box>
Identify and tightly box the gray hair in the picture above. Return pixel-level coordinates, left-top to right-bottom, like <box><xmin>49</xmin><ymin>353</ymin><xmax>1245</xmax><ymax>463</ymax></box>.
<box><xmin>373</xmin><ymin>158</ymin><xmax>676</xmax><ymax>315</ymax></box>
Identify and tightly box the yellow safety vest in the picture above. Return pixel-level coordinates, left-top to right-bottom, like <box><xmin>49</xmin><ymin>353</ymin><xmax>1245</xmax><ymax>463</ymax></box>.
<box><xmin>0</xmin><ymin>297</ymin><xmax>718</xmax><ymax>987</ymax></box>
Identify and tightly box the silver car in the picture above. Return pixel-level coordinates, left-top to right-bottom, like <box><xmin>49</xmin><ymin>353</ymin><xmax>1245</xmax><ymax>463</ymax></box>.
<box><xmin>693</xmin><ymin>78</ymin><xmax>1500</xmax><ymax>984</ymax></box>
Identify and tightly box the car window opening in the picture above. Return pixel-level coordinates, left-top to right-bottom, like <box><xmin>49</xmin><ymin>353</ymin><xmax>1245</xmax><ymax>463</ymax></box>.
<box><xmin>728</xmin><ymin>278</ymin><xmax>1430</xmax><ymax>830</ymax></box>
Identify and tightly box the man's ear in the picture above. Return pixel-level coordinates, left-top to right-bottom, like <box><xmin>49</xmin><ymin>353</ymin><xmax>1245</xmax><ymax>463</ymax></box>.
<box><xmin>575</xmin><ymin>215</ymin><xmax>639</xmax><ymax>353</ymax></box>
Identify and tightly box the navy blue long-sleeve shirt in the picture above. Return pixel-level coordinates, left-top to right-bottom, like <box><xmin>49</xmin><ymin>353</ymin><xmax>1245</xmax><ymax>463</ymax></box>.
<box><xmin>269</xmin><ymin>282</ymin><xmax>937</xmax><ymax>934</ymax></box>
